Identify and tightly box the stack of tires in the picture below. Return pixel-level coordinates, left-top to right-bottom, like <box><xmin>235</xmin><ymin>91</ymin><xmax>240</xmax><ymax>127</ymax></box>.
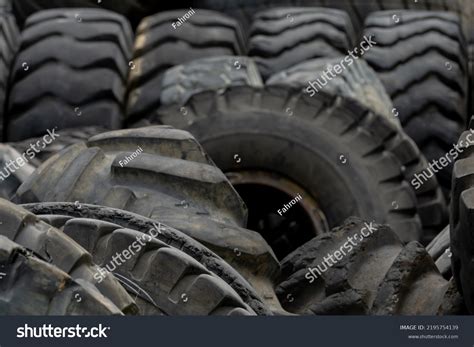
<box><xmin>0</xmin><ymin>0</ymin><xmax>472</xmax><ymax>316</ymax></box>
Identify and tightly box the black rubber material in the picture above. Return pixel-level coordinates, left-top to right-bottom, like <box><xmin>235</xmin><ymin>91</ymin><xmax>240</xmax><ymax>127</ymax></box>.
<box><xmin>248</xmin><ymin>7</ymin><xmax>355</xmax><ymax>79</ymax></box>
<box><xmin>276</xmin><ymin>217</ymin><xmax>465</xmax><ymax>315</ymax></box>
<box><xmin>0</xmin><ymin>236</ymin><xmax>123</xmax><ymax>315</ymax></box>
<box><xmin>36</xmin><ymin>214</ymin><xmax>256</xmax><ymax>316</ymax></box>
<box><xmin>0</xmin><ymin>144</ymin><xmax>36</xmax><ymax>200</ymax></box>
<box><xmin>193</xmin><ymin>0</ymin><xmax>465</xmax><ymax>34</ymax></box>
<box><xmin>6</xmin><ymin>8</ymin><xmax>133</xmax><ymax>141</ymax></box>
<box><xmin>0</xmin><ymin>12</ymin><xmax>18</xmax><ymax>140</ymax></box>
<box><xmin>267</xmin><ymin>58</ymin><xmax>398</xmax><ymax>127</ymax></box>
<box><xmin>9</xmin><ymin>126</ymin><xmax>107</xmax><ymax>164</ymax></box>
<box><xmin>127</xmin><ymin>9</ymin><xmax>246</xmax><ymax>122</ymax></box>
<box><xmin>426</xmin><ymin>225</ymin><xmax>452</xmax><ymax>279</ymax></box>
<box><xmin>11</xmin><ymin>0</ymin><xmax>164</xmax><ymax>28</ymax></box>
<box><xmin>22</xmin><ymin>202</ymin><xmax>273</xmax><ymax>315</ymax></box>
<box><xmin>151</xmin><ymin>85</ymin><xmax>448</xmax><ymax>245</ymax></box>
<box><xmin>159</xmin><ymin>56</ymin><xmax>263</xmax><ymax>107</ymax></box>
<box><xmin>363</xmin><ymin>11</ymin><xmax>468</xmax><ymax>193</ymax></box>
<box><xmin>450</xmin><ymin>129</ymin><xmax>474</xmax><ymax>314</ymax></box>
<box><xmin>0</xmin><ymin>198</ymin><xmax>138</xmax><ymax>314</ymax></box>
<box><xmin>14</xmin><ymin>126</ymin><xmax>248</xmax><ymax>228</ymax></box>
<box><xmin>13</xmin><ymin>126</ymin><xmax>285</xmax><ymax>313</ymax></box>
<box><xmin>266</xmin><ymin>58</ymin><xmax>447</xmax><ymax>244</ymax></box>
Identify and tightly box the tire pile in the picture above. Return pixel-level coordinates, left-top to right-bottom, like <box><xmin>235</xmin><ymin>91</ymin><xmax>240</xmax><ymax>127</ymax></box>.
<box><xmin>0</xmin><ymin>0</ymin><xmax>472</xmax><ymax>315</ymax></box>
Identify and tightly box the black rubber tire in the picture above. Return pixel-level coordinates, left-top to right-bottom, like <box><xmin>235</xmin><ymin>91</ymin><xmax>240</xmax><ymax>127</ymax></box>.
<box><xmin>13</xmin><ymin>126</ymin><xmax>285</xmax><ymax>313</ymax></box>
<box><xmin>0</xmin><ymin>12</ymin><xmax>18</xmax><ymax>140</ymax></box>
<box><xmin>5</xmin><ymin>8</ymin><xmax>133</xmax><ymax>141</ymax></box>
<box><xmin>450</xmin><ymin>129</ymin><xmax>474</xmax><ymax>314</ymax></box>
<box><xmin>267</xmin><ymin>58</ymin><xmax>398</xmax><ymax>126</ymax></box>
<box><xmin>127</xmin><ymin>9</ymin><xmax>246</xmax><ymax>122</ymax></box>
<box><xmin>426</xmin><ymin>226</ymin><xmax>452</xmax><ymax>278</ymax></box>
<box><xmin>266</xmin><ymin>58</ymin><xmax>447</xmax><ymax>244</ymax></box>
<box><xmin>0</xmin><ymin>144</ymin><xmax>36</xmax><ymax>200</ymax></box>
<box><xmin>151</xmin><ymin>86</ymin><xmax>428</xmax><ymax>250</ymax></box>
<box><xmin>248</xmin><ymin>7</ymin><xmax>355</xmax><ymax>79</ymax></box>
<box><xmin>14</xmin><ymin>126</ymin><xmax>248</xmax><ymax>228</ymax></box>
<box><xmin>193</xmin><ymin>0</ymin><xmax>465</xmax><ymax>34</ymax></box>
<box><xmin>35</xmin><ymin>214</ymin><xmax>256</xmax><ymax>316</ymax></box>
<box><xmin>11</xmin><ymin>0</ymin><xmax>169</xmax><ymax>28</ymax></box>
<box><xmin>22</xmin><ymin>202</ymin><xmax>273</xmax><ymax>315</ymax></box>
<box><xmin>363</xmin><ymin>11</ymin><xmax>469</xmax><ymax>193</ymax></box>
<box><xmin>276</xmin><ymin>217</ymin><xmax>465</xmax><ymax>315</ymax></box>
<box><xmin>9</xmin><ymin>126</ymin><xmax>107</xmax><ymax>164</ymax></box>
<box><xmin>0</xmin><ymin>236</ymin><xmax>122</xmax><ymax>315</ymax></box>
<box><xmin>159</xmin><ymin>56</ymin><xmax>263</xmax><ymax>107</ymax></box>
<box><xmin>0</xmin><ymin>198</ymin><xmax>138</xmax><ymax>314</ymax></box>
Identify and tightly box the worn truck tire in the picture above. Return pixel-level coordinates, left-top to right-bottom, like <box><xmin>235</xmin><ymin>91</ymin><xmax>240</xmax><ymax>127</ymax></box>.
<box><xmin>450</xmin><ymin>129</ymin><xmax>474</xmax><ymax>314</ymax></box>
<box><xmin>194</xmin><ymin>0</ymin><xmax>465</xmax><ymax>34</ymax></box>
<box><xmin>23</xmin><ymin>202</ymin><xmax>274</xmax><ymax>315</ymax></box>
<box><xmin>127</xmin><ymin>9</ymin><xmax>246</xmax><ymax>122</ymax></box>
<box><xmin>248</xmin><ymin>7</ymin><xmax>355</xmax><ymax>79</ymax></box>
<box><xmin>13</xmin><ymin>126</ymin><xmax>284</xmax><ymax>313</ymax></box>
<box><xmin>0</xmin><ymin>12</ymin><xmax>18</xmax><ymax>140</ymax></box>
<box><xmin>34</xmin><ymin>214</ymin><xmax>256</xmax><ymax>315</ymax></box>
<box><xmin>5</xmin><ymin>8</ymin><xmax>133</xmax><ymax>141</ymax></box>
<box><xmin>363</xmin><ymin>11</ymin><xmax>468</xmax><ymax>193</ymax></box>
<box><xmin>267</xmin><ymin>58</ymin><xmax>446</xmax><ymax>244</ymax></box>
<box><xmin>152</xmin><ymin>84</ymin><xmax>448</xmax><ymax>250</ymax></box>
<box><xmin>0</xmin><ymin>198</ymin><xmax>138</xmax><ymax>314</ymax></box>
<box><xmin>147</xmin><ymin>85</ymin><xmax>433</xmax><ymax>256</ymax></box>
<box><xmin>0</xmin><ymin>236</ymin><xmax>122</xmax><ymax>315</ymax></box>
<box><xmin>276</xmin><ymin>218</ymin><xmax>465</xmax><ymax>315</ymax></box>
<box><xmin>11</xmin><ymin>0</ymin><xmax>175</xmax><ymax>28</ymax></box>
<box><xmin>267</xmin><ymin>58</ymin><xmax>398</xmax><ymax>126</ymax></box>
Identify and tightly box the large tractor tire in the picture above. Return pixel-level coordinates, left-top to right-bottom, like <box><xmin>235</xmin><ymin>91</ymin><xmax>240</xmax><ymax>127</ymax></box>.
<box><xmin>34</xmin><ymin>212</ymin><xmax>256</xmax><ymax>316</ymax></box>
<box><xmin>13</xmin><ymin>126</ymin><xmax>278</xmax><ymax>315</ymax></box>
<box><xmin>11</xmin><ymin>0</ymin><xmax>192</xmax><ymax>28</ymax></box>
<box><xmin>127</xmin><ymin>10</ymin><xmax>246</xmax><ymax>122</ymax></box>
<box><xmin>266</xmin><ymin>58</ymin><xmax>446</xmax><ymax>244</ymax></box>
<box><xmin>0</xmin><ymin>236</ymin><xmax>122</xmax><ymax>315</ymax></box>
<box><xmin>23</xmin><ymin>202</ymin><xmax>274</xmax><ymax>315</ymax></box>
<box><xmin>0</xmin><ymin>198</ymin><xmax>138</xmax><ymax>314</ymax></box>
<box><xmin>147</xmin><ymin>81</ymin><xmax>447</xmax><ymax>253</ymax></box>
<box><xmin>276</xmin><ymin>218</ymin><xmax>465</xmax><ymax>315</ymax></box>
<box><xmin>363</xmin><ymin>11</ymin><xmax>468</xmax><ymax>193</ymax></box>
<box><xmin>248</xmin><ymin>7</ymin><xmax>355</xmax><ymax>79</ymax></box>
<box><xmin>5</xmin><ymin>9</ymin><xmax>133</xmax><ymax>141</ymax></box>
<box><xmin>0</xmin><ymin>11</ymin><xmax>18</xmax><ymax>140</ymax></box>
<box><xmin>193</xmin><ymin>0</ymin><xmax>465</xmax><ymax>34</ymax></box>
